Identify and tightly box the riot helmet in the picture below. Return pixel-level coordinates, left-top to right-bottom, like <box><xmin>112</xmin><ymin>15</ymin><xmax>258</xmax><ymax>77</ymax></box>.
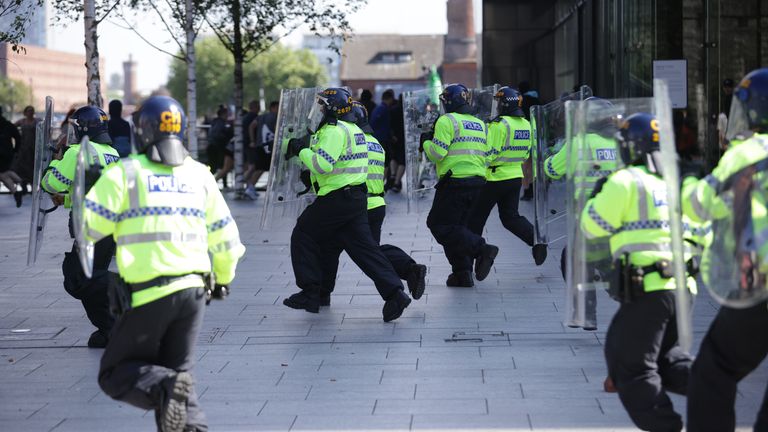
<box><xmin>68</xmin><ymin>106</ymin><xmax>111</xmax><ymax>145</ymax></box>
<box><xmin>440</xmin><ymin>84</ymin><xmax>471</xmax><ymax>114</ymax></box>
<box><xmin>726</xmin><ymin>68</ymin><xmax>768</xmax><ymax>142</ymax></box>
<box><xmin>350</xmin><ymin>101</ymin><xmax>374</xmax><ymax>134</ymax></box>
<box><xmin>584</xmin><ymin>97</ymin><xmax>617</xmax><ymax>137</ymax></box>
<box><xmin>616</xmin><ymin>112</ymin><xmax>663</xmax><ymax>174</ymax></box>
<box><xmin>494</xmin><ymin>87</ymin><xmax>524</xmax><ymax>117</ymax></box>
<box><xmin>131</xmin><ymin>95</ymin><xmax>188</xmax><ymax>166</ymax></box>
<box><xmin>308</xmin><ymin>87</ymin><xmax>353</xmax><ymax>133</ymax></box>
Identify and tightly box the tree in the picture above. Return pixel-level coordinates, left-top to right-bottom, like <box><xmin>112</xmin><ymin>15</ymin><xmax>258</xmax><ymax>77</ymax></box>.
<box><xmin>201</xmin><ymin>0</ymin><xmax>365</xmax><ymax>192</ymax></box>
<box><xmin>51</xmin><ymin>0</ymin><xmax>123</xmax><ymax>106</ymax></box>
<box><xmin>0</xmin><ymin>76</ymin><xmax>31</xmax><ymax>115</ymax></box>
<box><xmin>119</xmin><ymin>0</ymin><xmax>206</xmax><ymax>156</ymax></box>
<box><xmin>0</xmin><ymin>0</ymin><xmax>45</xmax><ymax>53</ymax></box>
<box><xmin>166</xmin><ymin>37</ymin><xmax>327</xmax><ymax>115</ymax></box>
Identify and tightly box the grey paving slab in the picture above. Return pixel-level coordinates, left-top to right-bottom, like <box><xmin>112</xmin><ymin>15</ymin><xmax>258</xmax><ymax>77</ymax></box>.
<box><xmin>1</xmin><ymin>188</ymin><xmax>765</xmax><ymax>431</ymax></box>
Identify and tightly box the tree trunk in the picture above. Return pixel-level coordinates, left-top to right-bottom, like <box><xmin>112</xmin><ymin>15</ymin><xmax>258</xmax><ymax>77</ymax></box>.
<box><xmin>83</xmin><ymin>0</ymin><xmax>102</xmax><ymax>107</ymax></box>
<box><xmin>232</xmin><ymin>0</ymin><xmax>244</xmax><ymax>193</ymax></box>
<box><xmin>185</xmin><ymin>0</ymin><xmax>198</xmax><ymax>158</ymax></box>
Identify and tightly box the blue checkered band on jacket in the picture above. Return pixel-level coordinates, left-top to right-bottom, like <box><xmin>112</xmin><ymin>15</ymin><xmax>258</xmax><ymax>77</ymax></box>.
<box><xmin>52</xmin><ymin>168</ymin><xmax>72</xmax><ymax>186</ymax></box>
<box><xmin>369</xmin><ymin>160</ymin><xmax>385</xmax><ymax>167</ymax></box>
<box><xmin>588</xmin><ymin>205</ymin><xmax>617</xmax><ymax>233</ymax></box>
<box><xmin>86</xmin><ymin>199</ymin><xmax>118</xmax><ymax>221</ymax></box>
<box><xmin>618</xmin><ymin>219</ymin><xmax>712</xmax><ymax>237</ymax></box>
<box><xmin>208</xmin><ymin>215</ymin><xmax>233</xmax><ymax>232</ymax></box>
<box><xmin>587</xmin><ymin>170</ymin><xmax>614</xmax><ymax>178</ymax></box>
<box><xmin>452</xmin><ymin>136</ymin><xmax>487</xmax><ymax>145</ymax></box>
<box><xmin>317</xmin><ymin>148</ymin><xmax>336</xmax><ymax>165</ymax></box>
<box><xmin>117</xmin><ymin>206</ymin><xmax>206</xmax><ymax>222</ymax></box>
<box><xmin>432</xmin><ymin>138</ymin><xmax>449</xmax><ymax>150</ymax></box>
<box><xmin>337</xmin><ymin>152</ymin><xmax>368</xmax><ymax>162</ymax></box>
<box><xmin>546</xmin><ymin>159</ymin><xmax>558</xmax><ymax>177</ymax></box>
<box><xmin>501</xmin><ymin>145</ymin><xmax>529</xmax><ymax>152</ymax></box>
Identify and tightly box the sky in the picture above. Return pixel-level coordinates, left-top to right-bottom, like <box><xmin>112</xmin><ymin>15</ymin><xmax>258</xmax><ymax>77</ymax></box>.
<box><xmin>45</xmin><ymin>0</ymin><xmax>483</xmax><ymax>94</ymax></box>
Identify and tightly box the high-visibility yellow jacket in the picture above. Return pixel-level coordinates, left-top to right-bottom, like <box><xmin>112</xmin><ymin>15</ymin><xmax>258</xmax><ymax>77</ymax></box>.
<box><xmin>423</xmin><ymin>112</ymin><xmax>488</xmax><ymax>179</ymax></box>
<box><xmin>486</xmin><ymin>115</ymin><xmax>532</xmax><ymax>181</ymax></box>
<box><xmin>42</xmin><ymin>141</ymin><xmax>120</xmax><ymax>208</ymax></box>
<box><xmin>581</xmin><ymin>166</ymin><xmax>700</xmax><ymax>293</ymax></box>
<box><xmin>83</xmin><ymin>154</ymin><xmax>245</xmax><ymax>308</ymax></box>
<box><xmin>365</xmin><ymin>133</ymin><xmax>386</xmax><ymax>210</ymax></box>
<box><xmin>300</xmin><ymin>120</ymin><xmax>368</xmax><ymax>196</ymax></box>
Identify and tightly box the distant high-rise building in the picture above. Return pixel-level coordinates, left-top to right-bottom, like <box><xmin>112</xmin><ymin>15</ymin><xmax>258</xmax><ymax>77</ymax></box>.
<box><xmin>302</xmin><ymin>35</ymin><xmax>342</xmax><ymax>87</ymax></box>
<box><xmin>0</xmin><ymin>0</ymin><xmax>48</xmax><ymax>48</ymax></box>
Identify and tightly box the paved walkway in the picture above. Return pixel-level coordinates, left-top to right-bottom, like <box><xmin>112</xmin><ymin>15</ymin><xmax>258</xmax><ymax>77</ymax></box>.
<box><xmin>0</xmin><ymin>187</ymin><xmax>764</xmax><ymax>431</ymax></box>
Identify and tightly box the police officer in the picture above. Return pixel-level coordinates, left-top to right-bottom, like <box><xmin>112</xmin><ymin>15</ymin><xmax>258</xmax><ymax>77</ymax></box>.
<box><xmin>86</xmin><ymin>96</ymin><xmax>245</xmax><ymax>432</ymax></box>
<box><xmin>582</xmin><ymin>113</ymin><xmax>697</xmax><ymax>432</ymax></box>
<box><xmin>683</xmin><ymin>68</ymin><xmax>768</xmax><ymax>432</ymax></box>
<box><xmin>41</xmin><ymin>106</ymin><xmax>120</xmax><ymax>348</ymax></box>
<box><xmin>283</xmin><ymin>88</ymin><xmax>412</xmax><ymax>321</ymax></box>
<box><xmin>468</xmin><ymin>87</ymin><xmax>546</xmax><ymax>266</ymax></box>
<box><xmin>421</xmin><ymin>84</ymin><xmax>498</xmax><ymax>287</ymax></box>
<box><xmin>544</xmin><ymin>97</ymin><xmax>618</xmax><ymax>330</ymax></box>
<box><xmin>319</xmin><ymin>101</ymin><xmax>428</xmax><ymax>304</ymax></box>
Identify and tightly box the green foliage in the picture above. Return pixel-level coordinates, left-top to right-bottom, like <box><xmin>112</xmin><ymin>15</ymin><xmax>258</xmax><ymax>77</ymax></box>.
<box><xmin>0</xmin><ymin>76</ymin><xmax>31</xmax><ymax>113</ymax></box>
<box><xmin>166</xmin><ymin>37</ymin><xmax>328</xmax><ymax>114</ymax></box>
<box><xmin>0</xmin><ymin>0</ymin><xmax>45</xmax><ymax>53</ymax></box>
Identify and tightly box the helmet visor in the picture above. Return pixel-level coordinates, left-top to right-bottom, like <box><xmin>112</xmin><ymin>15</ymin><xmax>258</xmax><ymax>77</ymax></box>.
<box><xmin>66</xmin><ymin>119</ymin><xmax>80</xmax><ymax>145</ymax></box>
<box><xmin>725</xmin><ymin>90</ymin><xmax>751</xmax><ymax>142</ymax></box>
<box><xmin>307</xmin><ymin>96</ymin><xmax>326</xmax><ymax>134</ymax></box>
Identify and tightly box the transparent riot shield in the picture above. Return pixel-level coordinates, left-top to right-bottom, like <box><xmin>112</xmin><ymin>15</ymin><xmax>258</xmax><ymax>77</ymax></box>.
<box><xmin>564</xmin><ymin>96</ymin><xmax>656</xmax><ymax>329</ymax></box>
<box><xmin>72</xmin><ymin>136</ymin><xmax>95</xmax><ymax>278</ymax></box>
<box><xmin>654</xmin><ymin>79</ymin><xmax>695</xmax><ymax>352</ymax></box>
<box><xmin>260</xmin><ymin>88</ymin><xmax>322</xmax><ymax>230</ymax></box>
<box><xmin>698</xmin><ymin>154</ymin><xmax>768</xmax><ymax>309</ymax></box>
<box><xmin>27</xmin><ymin>96</ymin><xmax>55</xmax><ymax>265</ymax></box>
<box><xmin>531</xmin><ymin>86</ymin><xmax>592</xmax><ymax>246</ymax></box>
<box><xmin>404</xmin><ymin>88</ymin><xmax>442</xmax><ymax>214</ymax></box>
<box><xmin>404</xmin><ymin>85</ymin><xmax>499</xmax><ymax>214</ymax></box>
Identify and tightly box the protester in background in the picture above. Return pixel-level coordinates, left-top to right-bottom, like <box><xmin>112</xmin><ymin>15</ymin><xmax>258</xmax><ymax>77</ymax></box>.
<box><xmin>370</xmin><ymin>89</ymin><xmax>396</xmax><ymax>190</ymax></box>
<box><xmin>717</xmin><ymin>78</ymin><xmax>734</xmax><ymax>154</ymax></box>
<box><xmin>0</xmin><ymin>107</ymin><xmax>23</xmax><ymax>207</ymax></box>
<box><xmin>244</xmin><ymin>100</ymin><xmax>278</xmax><ymax>199</ymax></box>
<box><xmin>388</xmin><ymin>93</ymin><xmax>406</xmax><ymax>192</ymax></box>
<box><xmin>241</xmin><ymin>100</ymin><xmax>261</xmax><ymax>200</ymax></box>
<box><xmin>12</xmin><ymin>105</ymin><xmax>39</xmax><ymax>188</ymax></box>
<box><xmin>518</xmin><ymin>82</ymin><xmax>540</xmax><ymax>201</ymax></box>
<box><xmin>209</xmin><ymin>105</ymin><xmax>234</xmax><ymax>189</ymax></box>
<box><xmin>107</xmin><ymin>100</ymin><xmax>132</xmax><ymax>157</ymax></box>
<box><xmin>360</xmin><ymin>89</ymin><xmax>376</xmax><ymax>118</ymax></box>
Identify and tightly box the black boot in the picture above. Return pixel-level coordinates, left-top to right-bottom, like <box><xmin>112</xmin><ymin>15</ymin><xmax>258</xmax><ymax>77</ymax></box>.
<box><xmin>446</xmin><ymin>271</ymin><xmax>474</xmax><ymax>287</ymax></box>
<box><xmin>13</xmin><ymin>190</ymin><xmax>22</xmax><ymax>208</ymax></box>
<box><xmin>283</xmin><ymin>291</ymin><xmax>320</xmax><ymax>313</ymax></box>
<box><xmin>532</xmin><ymin>244</ymin><xmax>548</xmax><ymax>266</ymax></box>
<box><xmin>87</xmin><ymin>329</ymin><xmax>109</xmax><ymax>348</ymax></box>
<box><xmin>406</xmin><ymin>264</ymin><xmax>427</xmax><ymax>300</ymax></box>
<box><xmin>382</xmin><ymin>289</ymin><xmax>411</xmax><ymax>322</ymax></box>
<box><xmin>474</xmin><ymin>244</ymin><xmax>499</xmax><ymax>281</ymax></box>
<box><xmin>159</xmin><ymin>372</ymin><xmax>193</xmax><ymax>432</ymax></box>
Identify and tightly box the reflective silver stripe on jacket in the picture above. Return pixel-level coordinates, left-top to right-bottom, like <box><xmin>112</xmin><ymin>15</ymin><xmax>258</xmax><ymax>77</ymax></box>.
<box><xmin>367</xmin><ymin>174</ymin><xmax>385</xmax><ymax>180</ymax></box>
<box><xmin>687</xmin><ymin>186</ymin><xmax>712</xmax><ymax>221</ymax></box>
<box><xmin>447</xmin><ymin>149</ymin><xmax>487</xmax><ymax>157</ymax></box>
<box><xmin>446</xmin><ymin>113</ymin><xmax>461</xmax><ymax>141</ymax></box>
<box><xmin>87</xmin><ymin>227</ymin><xmax>108</xmax><ymax>242</ymax></box>
<box><xmin>117</xmin><ymin>231</ymin><xmax>206</xmax><ymax>246</ymax></box>
<box><xmin>311</xmin><ymin>155</ymin><xmax>329</xmax><ymax>174</ymax></box>
<box><xmin>336</xmin><ymin>122</ymin><xmax>354</xmax><ymax>156</ymax></box>
<box><xmin>426</xmin><ymin>145</ymin><xmax>443</xmax><ymax>161</ymax></box>
<box><xmin>627</xmin><ymin>167</ymin><xmax>648</xmax><ymax>221</ymax></box>
<box><xmin>495</xmin><ymin>157</ymin><xmax>527</xmax><ymax>163</ymax></box>
<box><xmin>612</xmin><ymin>242</ymin><xmax>694</xmax><ymax>260</ymax></box>
<box><xmin>210</xmin><ymin>238</ymin><xmax>243</xmax><ymax>254</ymax></box>
<box><xmin>500</xmin><ymin>117</ymin><xmax>512</xmax><ymax>154</ymax></box>
<box><xmin>123</xmin><ymin>159</ymin><xmax>141</xmax><ymax>210</ymax></box>
<box><xmin>330</xmin><ymin>167</ymin><xmax>367</xmax><ymax>174</ymax></box>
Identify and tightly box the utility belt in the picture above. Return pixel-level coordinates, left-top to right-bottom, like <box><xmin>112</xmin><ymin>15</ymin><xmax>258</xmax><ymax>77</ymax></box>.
<box><xmin>107</xmin><ymin>273</ymin><xmax>209</xmax><ymax>316</ymax></box>
<box><xmin>367</xmin><ymin>192</ymin><xmax>385</xmax><ymax>198</ymax></box>
<box><xmin>435</xmin><ymin>170</ymin><xmax>485</xmax><ymax>190</ymax></box>
<box><xmin>609</xmin><ymin>253</ymin><xmax>700</xmax><ymax>304</ymax></box>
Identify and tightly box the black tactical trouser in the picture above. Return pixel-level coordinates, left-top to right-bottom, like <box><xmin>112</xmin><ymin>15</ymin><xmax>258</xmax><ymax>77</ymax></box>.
<box><xmin>292</xmin><ymin>184</ymin><xmax>403</xmax><ymax>301</ymax></box>
<box><xmin>98</xmin><ymin>287</ymin><xmax>208</xmax><ymax>431</ymax></box>
<box><xmin>468</xmin><ymin>177</ymin><xmax>534</xmax><ymax>246</ymax></box>
<box><xmin>62</xmin><ymin>235</ymin><xmax>116</xmax><ymax>335</ymax></box>
<box><xmin>321</xmin><ymin>205</ymin><xmax>416</xmax><ymax>294</ymax></box>
<box><xmin>687</xmin><ymin>301</ymin><xmax>768</xmax><ymax>432</ymax></box>
<box><xmin>427</xmin><ymin>176</ymin><xmax>487</xmax><ymax>273</ymax></box>
<box><xmin>560</xmin><ymin>247</ymin><xmax>598</xmax><ymax>328</ymax></box>
<box><xmin>604</xmin><ymin>290</ymin><xmax>692</xmax><ymax>432</ymax></box>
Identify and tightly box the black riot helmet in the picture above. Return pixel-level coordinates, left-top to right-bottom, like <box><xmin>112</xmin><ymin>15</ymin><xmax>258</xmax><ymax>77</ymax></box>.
<box><xmin>69</xmin><ymin>106</ymin><xmax>112</xmax><ymax>144</ymax></box>
<box><xmin>132</xmin><ymin>95</ymin><xmax>188</xmax><ymax>166</ymax></box>
<box><xmin>351</xmin><ymin>100</ymin><xmax>374</xmax><ymax>134</ymax></box>
<box><xmin>726</xmin><ymin>68</ymin><xmax>768</xmax><ymax>141</ymax></box>
<box><xmin>616</xmin><ymin>112</ymin><xmax>663</xmax><ymax>174</ymax></box>
<box><xmin>494</xmin><ymin>87</ymin><xmax>524</xmax><ymax>117</ymax></box>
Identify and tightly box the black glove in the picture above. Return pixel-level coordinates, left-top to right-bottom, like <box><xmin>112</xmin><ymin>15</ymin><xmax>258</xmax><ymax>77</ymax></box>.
<box><xmin>296</xmin><ymin>170</ymin><xmax>313</xmax><ymax>197</ymax></box>
<box><xmin>206</xmin><ymin>284</ymin><xmax>229</xmax><ymax>305</ymax></box>
<box><xmin>286</xmin><ymin>136</ymin><xmax>309</xmax><ymax>159</ymax></box>
<box><xmin>679</xmin><ymin>159</ymin><xmax>705</xmax><ymax>180</ymax></box>
<box><xmin>419</xmin><ymin>131</ymin><xmax>433</xmax><ymax>152</ymax></box>
<box><xmin>589</xmin><ymin>176</ymin><xmax>608</xmax><ymax>199</ymax></box>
